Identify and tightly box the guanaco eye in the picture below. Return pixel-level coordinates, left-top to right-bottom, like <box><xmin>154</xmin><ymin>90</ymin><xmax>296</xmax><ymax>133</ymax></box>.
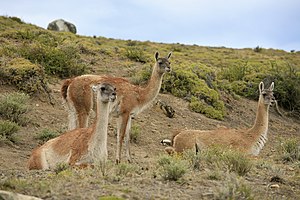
<box><xmin>100</xmin><ymin>86</ymin><xmax>106</xmax><ymax>91</ymax></box>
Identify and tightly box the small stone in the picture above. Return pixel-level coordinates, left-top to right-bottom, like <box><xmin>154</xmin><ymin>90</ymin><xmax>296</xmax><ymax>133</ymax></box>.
<box><xmin>269</xmin><ymin>184</ymin><xmax>280</xmax><ymax>189</ymax></box>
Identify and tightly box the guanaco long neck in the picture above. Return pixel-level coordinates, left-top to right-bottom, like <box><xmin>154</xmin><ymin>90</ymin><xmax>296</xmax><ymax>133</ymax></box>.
<box><xmin>140</xmin><ymin>65</ymin><xmax>164</xmax><ymax>109</ymax></box>
<box><xmin>89</xmin><ymin>92</ymin><xmax>110</xmax><ymax>157</ymax></box>
<box><xmin>248</xmin><ymin>97</ymin><xmax>270</xmax><ymax>155</ymax></box>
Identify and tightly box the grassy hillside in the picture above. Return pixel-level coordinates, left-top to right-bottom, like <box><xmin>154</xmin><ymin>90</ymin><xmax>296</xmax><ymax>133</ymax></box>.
<box><xmin>0</xmin><ymin>16</ymin><xmax>299</xmax><ymax>119</ymax></box>
<box><xmin>0</xmin><ymin>16</ymin><xmax>300</xmax><ymax>200</ymax></box>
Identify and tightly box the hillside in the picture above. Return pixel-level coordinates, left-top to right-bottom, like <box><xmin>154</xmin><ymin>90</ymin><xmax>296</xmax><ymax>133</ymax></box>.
<box><xmin>0</xmin><ymin>16</ymin><xmax>300</xmax><ymax>199</ymax></box>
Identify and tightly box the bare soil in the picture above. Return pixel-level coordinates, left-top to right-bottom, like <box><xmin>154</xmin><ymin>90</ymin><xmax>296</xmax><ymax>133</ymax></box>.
<box><xmin>0</xmin><ymin>77</ymin><xmax>299</xmax><ymax>199</ymax></box>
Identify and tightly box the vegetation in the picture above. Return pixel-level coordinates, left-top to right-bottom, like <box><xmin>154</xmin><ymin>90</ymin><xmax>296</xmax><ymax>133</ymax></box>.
<box><xmin>35</xmin><ymin>128</ymin><xmax>59</xmax><ymax>143</ymax></box>
<box><xmin>0</xmin><ymin>92</ymin><xmax>30</xmax><ymax>125</ymax></box>
<box><xmin>280</xmin><ymin>138</ymin><xmax>300</xmax><ymax>163</ymax></box>
<box><xmin>1</xmin><ymin>16</ymin><xmax>300</xmax><ymax>119</ymax></box>
<box><xmin>130</xmin><ymin>124</ymin><xmax>141</xmax><ymax>143</ymax></box>
<box><xmin>157</xmin><ymin>154</ymin><xmax>188</xmax><ymax>181</ymax></box>
<box><xmin>0</xmin><ymin>120</ymin><xmax>20</xmax><ymax>143</ymax></box>
<box><xmin>183</xmin><ymin>146</ymin><xmax>252</xmax><ymax>176</ymax></box>
<box><xmin>0</xmin><ymin>15</ymin><xmax>299</xmax><ymax>200</ymax></box>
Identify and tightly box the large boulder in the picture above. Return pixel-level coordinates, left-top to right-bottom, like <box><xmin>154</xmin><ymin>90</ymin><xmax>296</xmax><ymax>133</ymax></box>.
<box><xmin>47</xmin><ymin>19</ymin><xmax>77</xmax><ymax>34</ymax></box>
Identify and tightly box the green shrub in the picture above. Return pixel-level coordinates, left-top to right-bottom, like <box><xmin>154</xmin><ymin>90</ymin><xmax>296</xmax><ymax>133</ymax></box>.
<box><xmin>162</xmin><ymin>64</ymin><xmax>225</xmax><ymax>120</ymax></box>
<box><xmin>130</xmin><ymin>64</ymin><xmax>152</xmax><ymax>85</ymax></box>
<box><xmin>222</xmin><ymin>150</ymin><xmax>253</xmax><ymax>176</ymax></box>
<box><xmin>158</xmin><ymin>154</ymin><xmax>188</xmax><ymax>181</ymax></box>
<box><xmin>19</xmin><ymin>43</ymin><xmax>86</xmax><ymax>78</ymax></box>
<box><xmin>130</xmin><ymin>124</ymin><xmax>141</xmax><ymax>143</ymax></box>
<box><xmin>280</xmin><ymin>138</ymin><xmax>300</xmax><ymax>163</ymax></box>
<box><xmin>182</xmin><ymin>150</ymin><xmax>202</xmax><ymax>170</ymax></box>
<box><xmin>215</xmin><ymin>174</ymin><xmax>255</xmax><ymax>200</ymax></box>
<box><xmin>253</xmin><ymin>46</ymin><xmax>263</xmax><ymax>53</ymax></box>
<box><xmin>0</xmin><ymin>92</ymin><xmax>30</xmax><ymax>125</ymax></box>
<box><xmin>54</xmin><ymin>163</ymin><xmax>70</xmax><ymax>174</ymax></box>
<box><xmin>0</xmin><ymin>57</ymin><xmax>50</xmax><ymax>96</ymax></box>
<box><xmin>1</xmin><ymin>29</ymin><xmax>87</xmax><ymax>78</ymax></box>
<box><xmin>36</xmin><ymin>129</ymin><xmax>59</xmax><ymax>143</ymax></box>
<box><xmin>0</xmin><ymin>120</ymin><xmax>20</xmax><ymax>143</ymax></box>
<box><xmin>115</xmin><ymin>163</ymin><xmax>136</xmax><ymax>177</ymax></box>
<box><xmin>183</xmin><ymin>146</ymin><xmax>252</xmax><ymax>176</ymax></box>
<box><xmin>125</xmin><ymin>47</ymin><xmax>147</xmax><ymax>63</ymax></box>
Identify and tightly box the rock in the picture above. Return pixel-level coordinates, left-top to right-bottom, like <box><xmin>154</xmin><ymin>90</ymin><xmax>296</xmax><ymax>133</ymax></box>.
<box><xmin>0</xmin><ymin>190</ymin><xmax>42</xmax><ymax>200</ymax></box>
<box><xmin>269</xmin><ymin>184</ymin><xmax>280</xmax><ymax>189</ymax></box>
<box><xmin>47</xmin><ymin>19</ymin><xmax>77</xmax><ymax>34</ymax></box>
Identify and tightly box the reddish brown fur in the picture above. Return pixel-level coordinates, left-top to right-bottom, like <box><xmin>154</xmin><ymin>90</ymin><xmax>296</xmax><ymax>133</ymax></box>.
<box><xmin>61</xmin><ymin>78</ymin><xmax>73</xmax><ymax>100</ymax></box>
<box><xmin>167</xmin><ymin>82</ymin><xmax>275</xmax><ymax>156</ymax></box>
<box><xmin>27</xmin><ymin>126</ymin><xmax>94</xmax><ymax>170</ymax></box>
<box><xmin>63</xmin><ymin>52</ymin><xmax>172</xmax><ymax>163</ymax></box>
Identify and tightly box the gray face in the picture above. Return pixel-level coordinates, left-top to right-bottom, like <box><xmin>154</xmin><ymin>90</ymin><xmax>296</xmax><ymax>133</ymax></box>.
<box><xmin>155</xmin><ymin>52</ymin><xmax>172</xmax><ymax>74</ymax></box>
<box><xmin>156</xmin><ymin>57</ymin><xmax>171</xmax><ymax>74</ymax></box>
<box><xmin>99</xmin><ymin>83</ymin><xmax>117</xmax><ymax>103</ymax></box>
<box><xmin>261</xmin><ymin>88</ymin><xmax>275</xmax><ymax>105</ymax></box>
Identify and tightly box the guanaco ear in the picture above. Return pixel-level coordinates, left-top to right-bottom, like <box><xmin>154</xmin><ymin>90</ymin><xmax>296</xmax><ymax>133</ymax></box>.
<box><xmin>155</xmin><ymin>51</ymin><xmax>159</xmax><ymax>61</ymax></box>
<box><xmin>269</xmin><ymin>82</ymin><xmax>274</xmax><ymax>91</ymax></box>
<box><xmin>259</xmin><ymin>82</ymin><xmax>264</xmax><ymax>93</ymax></box>
<box><xmin>167</xmin><ymin>52</ymin><xmax>172</xmax><ymax>59</ymax></box>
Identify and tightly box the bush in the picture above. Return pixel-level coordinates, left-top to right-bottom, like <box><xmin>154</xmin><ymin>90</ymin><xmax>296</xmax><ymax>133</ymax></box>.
<box><xmin>130</xmin><ymin>124</ymin><xmax>141</xmax><ymax>143</ymax></box>
<box><xmin>0</xmin><ymin>92</ymin><xmax>30</xmax><ymax>125</ymax></box>
<box><xmin>162</xmin><ymin>64</ymin><xmax>225</xmax><ymax>120</ymax></box>
<box><xmin>0</xmin><ymin>57</ymin><xmax>50</xmax><ymax>96</ymax></box>
<box><xmin>130</xmin><ymin>64</ymin><xmax>152</xmax><ymax>85</ymax></box>
<box><xmin>158</xmin><ymin>154</ymin><xmax>188</xmax><ymax>181</ymax></box>
<box><xmin>183</xmin><ymin>146</ymin><xmax>252</xmax><ymax>176</ymax></box>
<box><xmin>125</xmin><ymin>47</ymin><xmax>147</xmax><ymax>63</ymax></box>
<box><xmin>0</xmin><ymin>120</ymin><xmax>20</xmax><ymax>143</ymax></box>
<box><xmin>1</xmin><ymin>29</ymin><xmax>87</xmax><ymax>78</ymax></box>
<box><xmin>280</xmin><ymin>139</ymin><xmax>300</xmax><ymax>163</ymax></box>
<box><xmin>36</xmin><ymin>129</ymin><xmax>59</xmax><ymax>143</ymax></box>
<box><xmin>215</xmin><ymin>174</ymin><xmax>255</xmax><ymax>200</ymax></box>
<box><xmin>115</xmin><ymin>163</ymin><xmax>136</xmax><ymax>177</ymax></box>
<box><xmin>222</xmin><ymin>150</ymin><xmax>253</xmax><ymax>176</ymax></box>
<box><xmin>19</xmin><ymin>43</ymin><xmax>86</xmax><ymax>78</ymax></box>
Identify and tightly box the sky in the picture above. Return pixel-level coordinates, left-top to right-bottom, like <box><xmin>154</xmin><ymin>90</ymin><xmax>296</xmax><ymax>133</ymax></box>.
<box><xmin>1</xmin><ymin>0</ymin><xmax>300</xmax><ymax>51</ymax></box>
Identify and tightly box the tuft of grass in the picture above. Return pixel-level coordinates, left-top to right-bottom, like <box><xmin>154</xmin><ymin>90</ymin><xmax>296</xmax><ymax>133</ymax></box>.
<box><xmin>36</xmin><ymin>128</ymin><xmax>59</xmax><ymax>143</ymax></box>
<box><xmin>0</xmin><ymin>120</ymin><xmax>20</xmax><ymax>143</ymax></box>
<box><xmin>215</xmin><ymin>174</ymin><xmax>255</xmax><ymax>200</ymax></box>
<box><xmin>222</xmin><ymin>150</ymin><xmax>253</xmax><ymax>176</ymax></box>
<box><xmin>280</xmin><ymin>138</ymin><xmax>300</xmax><ymax>163</ymax></box>
<box><xmin>158</xmin><ymin>154</ymin><xmax>188</xmax><ymax>181</ymax></box>
<box><xmin>182</xmin><ymin>146</ymin><xmax>252</xmax><ymax>176</ymax></box>
<box><xmin>54</xmin><ymin>163</ymin><xmax>70</xmax><ymax>174</ymax></box>
<box><xmin>0</xmin><ymin>92</ymin><xmax>30</xmax><ymax>125</ymax></box>
<box><xmin>115</xmin><ymin>163</ymin><xmax>136</xmax><ymax>177</ymax></box>
<box><xmin>130</xmin><ymin>124</ymin><xmax>141</xmax><ymax>143</ymax></box>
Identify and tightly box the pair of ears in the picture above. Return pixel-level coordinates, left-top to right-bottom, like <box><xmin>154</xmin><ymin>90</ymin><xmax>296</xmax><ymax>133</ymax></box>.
<box><xmin>259</xmin><ymin>82</ymin><xmax>274</xmax><ymax>93</ymax></box>
<box><xmin>155</xmin><ymin>51</ymin><xmax>172</xmax><ymax>60</ymax></box>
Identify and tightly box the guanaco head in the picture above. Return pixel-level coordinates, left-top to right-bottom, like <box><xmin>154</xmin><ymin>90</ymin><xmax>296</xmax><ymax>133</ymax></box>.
<box><xmin>154</xmin><ymin>51</ymin><xmax>172</xmax><ymax>74</ymax></box>
<box><xmin>259</xmin><ymin>82</ymin><xmax>275</xmax><ymax>106</ymax></box>
<box><xmin>92</xmin><ymin>83</ymin><xmax>117</xmax><ymax>103</ymax></box>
